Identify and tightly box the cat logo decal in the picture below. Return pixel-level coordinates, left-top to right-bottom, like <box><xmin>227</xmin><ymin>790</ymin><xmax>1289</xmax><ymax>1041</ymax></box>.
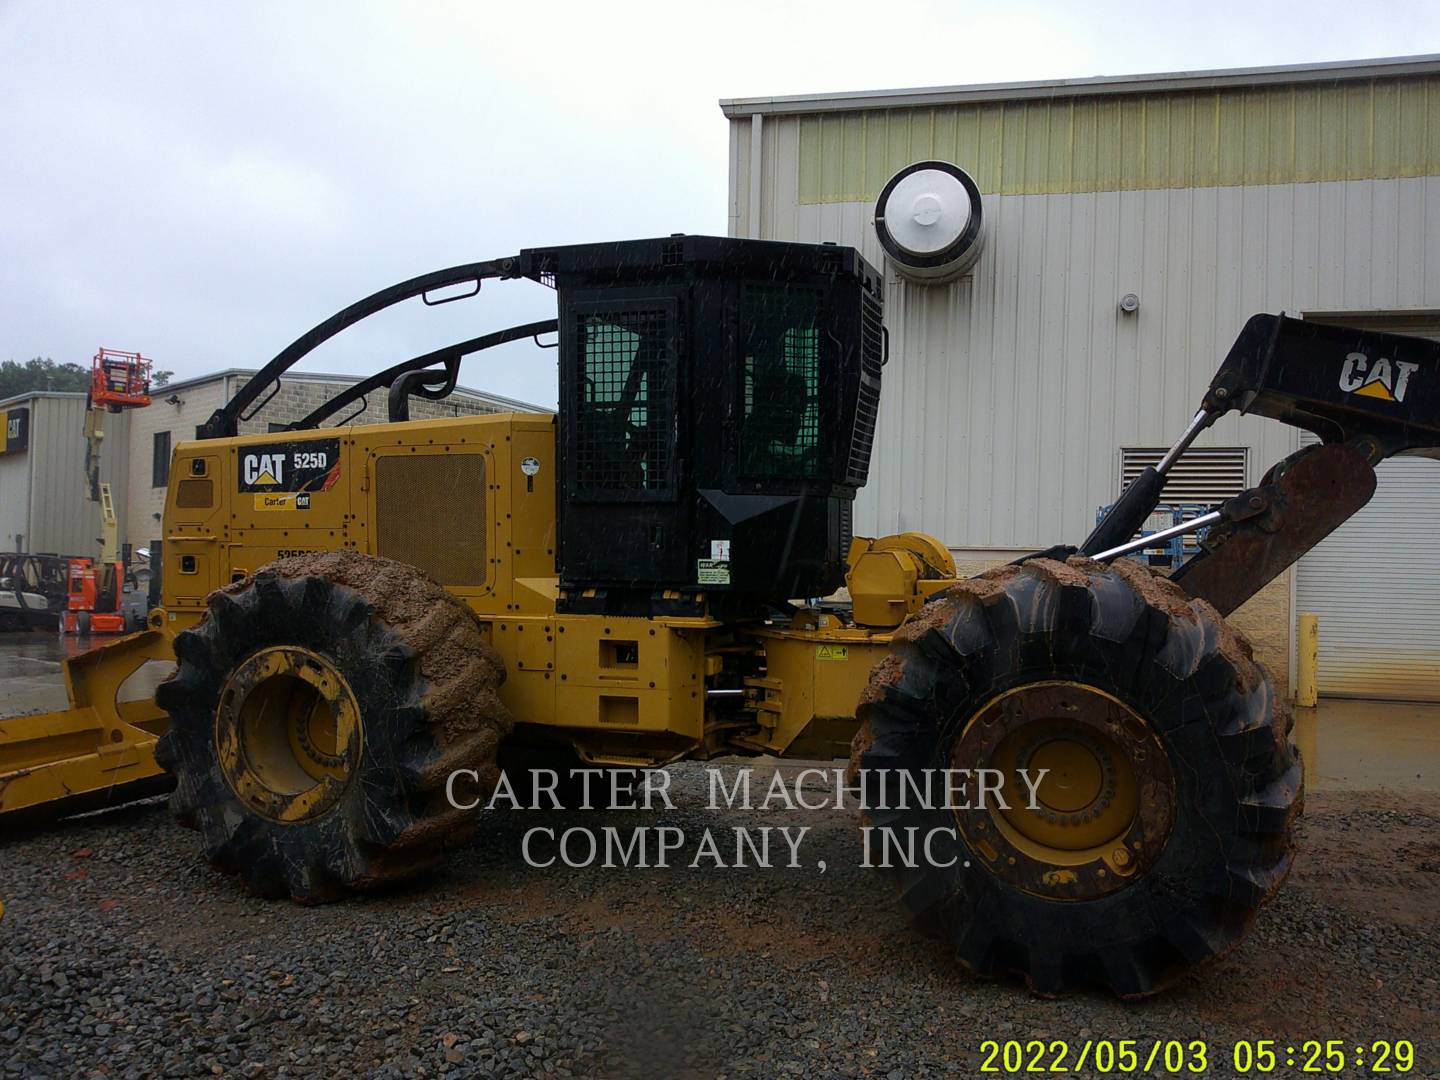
<box><xmin>1339</xmin><ymin>352</ymin><xmax>1419</xmax><ymax>403</ymax></box>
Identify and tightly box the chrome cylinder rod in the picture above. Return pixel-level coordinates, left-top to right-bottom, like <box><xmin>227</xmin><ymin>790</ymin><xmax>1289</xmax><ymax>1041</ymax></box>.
<box><xmin>1156</xmin><ymin>409</ymin><xmax>1215</xmax><ymax>476</ymax></box>
<box><xmin>1091</xmin><ymin>509</ymin><xmax>1223</xmax><ymax>563</ymax></box>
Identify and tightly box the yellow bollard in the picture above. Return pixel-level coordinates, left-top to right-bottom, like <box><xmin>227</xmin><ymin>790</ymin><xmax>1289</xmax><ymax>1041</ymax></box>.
<box><xmin>1295</xmin><ymin>612</ymin><xmax>1319</xmax><ymax>707</ymax></box>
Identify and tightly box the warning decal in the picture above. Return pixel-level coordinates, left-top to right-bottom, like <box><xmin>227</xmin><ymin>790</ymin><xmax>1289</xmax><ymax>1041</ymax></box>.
<box><xmin>696</xmin><ymin>559</ymin><xmax>731</xmax><ymax>585</ymax></box>
<box><xmin>815</xmin><ymin>644</ymin><xmax>849</xmax><ymax>661</ymax></box>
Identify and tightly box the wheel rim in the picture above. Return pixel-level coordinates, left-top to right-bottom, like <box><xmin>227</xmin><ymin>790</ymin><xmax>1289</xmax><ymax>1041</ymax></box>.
<box><xmin>951</xmin><ymin>680</ymin><xmax>1175</xmax><ymax>900</ymax></box>
<box><xmin>215</xmin><ymin>646</ymin><xmax>362</xmax><ymax>823</ymax></box>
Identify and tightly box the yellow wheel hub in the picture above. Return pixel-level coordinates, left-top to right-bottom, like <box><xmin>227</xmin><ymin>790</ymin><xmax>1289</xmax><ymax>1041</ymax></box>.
<box><xmin>951</xmin><ymin>681</ymin><xmax>1174</xmax><ymax>900</ymax></box>
<box><xmin>215</xmin><ymin>646</ymin><xmax>362</xmax><ymax>823</ymax></box>
<box><xmin>1026</xmin><ymin>738</ymin><xmax>1103</xmax><ymax>812</ymax></box>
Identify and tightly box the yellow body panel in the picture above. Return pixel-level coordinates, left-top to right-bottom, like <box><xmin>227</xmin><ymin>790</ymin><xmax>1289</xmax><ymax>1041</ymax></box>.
<box><xmin>1</xmin><ymin>410</ymin><xmax>961</xmax><ymax>818</ymax></box>
<box><xmin>847</xmin><ymin>533</ymin><xmax>956</xmax><ymax>627</ymax></box>
<box><xmin>0</xmin><ymin>629</ymin><xmax>173</xmax><ymax>817</ymax></box>
<box><xmin>739</xmin><ymin>621</ymin><xmax>894</xmax><ymax>758</ymax></box>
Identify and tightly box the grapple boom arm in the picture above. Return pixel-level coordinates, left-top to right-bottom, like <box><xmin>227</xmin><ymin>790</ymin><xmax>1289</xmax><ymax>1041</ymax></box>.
<box><xmin>1086</xmin><ymin>314</ymin><xmax>1440</xmax><ymax>615</ymax></box>
<box><xmin>1202</xmin><ymin>313</ymin><xmax>1440</xmax><ymax>457</ymax></box>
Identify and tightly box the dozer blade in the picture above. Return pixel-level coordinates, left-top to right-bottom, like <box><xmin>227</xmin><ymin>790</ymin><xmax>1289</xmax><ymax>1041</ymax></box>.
<box><xmin>0</xmin><ymin>629</ymin><xmax>175</xmax><ymax>827</ymax></box>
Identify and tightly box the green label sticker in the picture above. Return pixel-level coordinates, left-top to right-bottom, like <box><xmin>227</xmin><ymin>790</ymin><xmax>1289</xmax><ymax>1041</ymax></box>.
<box><xmin>696</xmin><ymin>559</ymin><xmax>731</xmax><ymax>585</ymax></box>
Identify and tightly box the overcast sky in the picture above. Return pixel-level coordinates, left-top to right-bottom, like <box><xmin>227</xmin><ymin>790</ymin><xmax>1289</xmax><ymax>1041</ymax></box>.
<box><xmin>3</xmin><ymin>1</ymin><xmax>1438</xmax><ymax>408</ymax></box>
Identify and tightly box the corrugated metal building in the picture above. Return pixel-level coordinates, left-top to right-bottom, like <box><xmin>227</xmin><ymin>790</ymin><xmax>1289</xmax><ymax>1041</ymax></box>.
<box><xmin>0</xmin><ymin>391</ymin><xmax>129</xmax><ymax>557</ymax></box>
<box><xmin>722</xmin><ymin>54</ymin><xmax>1440</xmax><ymax>700</ymax></box>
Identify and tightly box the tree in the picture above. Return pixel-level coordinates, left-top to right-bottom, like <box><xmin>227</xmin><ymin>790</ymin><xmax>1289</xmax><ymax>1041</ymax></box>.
<box><xmin>0</xmin><ymin>357</ymin><xmax>89</xmax><ymax>398</ymax></box>
<box><xmin>152</xmin><ymin>370</ymin><xmax>174</xmax><ymax>387</ymax></box>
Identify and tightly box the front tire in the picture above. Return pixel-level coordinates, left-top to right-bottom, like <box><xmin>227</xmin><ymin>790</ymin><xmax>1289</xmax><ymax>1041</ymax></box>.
<box><xmin>851</xmin><ymin>556</ymin><xmax>1301</xmax><ymax>997</ymax></box>
<box><xmin>155</xmin><ymin>552</ymin><xmax>512</xmax><ymax>902</ymax></box>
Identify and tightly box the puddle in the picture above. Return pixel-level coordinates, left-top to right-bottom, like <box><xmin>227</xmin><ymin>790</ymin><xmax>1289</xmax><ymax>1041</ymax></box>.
<box><xmin>1294</xmin><ymin>698</ymin><xmax>1440</xmax><ymax>793</ymax></box>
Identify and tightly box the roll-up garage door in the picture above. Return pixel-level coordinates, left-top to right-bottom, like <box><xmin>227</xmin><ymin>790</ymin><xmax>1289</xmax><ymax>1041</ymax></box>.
<box><xmin>1294</xmin><ymin>313</ymin><xmax>1440</xmax><ymax>701</ymax></box>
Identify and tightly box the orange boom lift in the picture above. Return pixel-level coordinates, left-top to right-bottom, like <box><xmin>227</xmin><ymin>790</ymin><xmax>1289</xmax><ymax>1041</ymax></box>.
<box><xmin>65</xmin><ymin>348</ymin><xmax>153</xmax><ymax>634</ymax></box>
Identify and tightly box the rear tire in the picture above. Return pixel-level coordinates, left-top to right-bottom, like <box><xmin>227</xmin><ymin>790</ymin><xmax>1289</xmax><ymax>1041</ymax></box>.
<box><xmin>850</xmin><ymin>556</ymin><xmax>1301</xmax><ymax>997</ymax></box>
<box><xmin>155</xmin><ymin>552</ymin><xmax>512</xmax><ymax>902</ymax></box>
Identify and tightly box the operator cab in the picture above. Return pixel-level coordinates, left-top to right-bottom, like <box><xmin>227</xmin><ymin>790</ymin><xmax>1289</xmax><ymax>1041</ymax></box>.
<box><xmin>519</xmin><ymin>236</ymin><xmax>884</xmax><ymax>617</ymax></box>
<box><xmin>198</xmin><ymin>235</ymin><xmax>885</xmax><ymax>619</ymax></box>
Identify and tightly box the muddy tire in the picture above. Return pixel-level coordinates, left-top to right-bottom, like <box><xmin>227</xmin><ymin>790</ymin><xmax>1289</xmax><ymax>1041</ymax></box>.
<box><xmin>850</xmin><ymin>556</ymin><xmax>1301</xmax><ymax>997</ymax></box>
<box><xmin>154</xmin><ymin>552</ymin><xmax>512</xmax><ymax>902</ymax></box>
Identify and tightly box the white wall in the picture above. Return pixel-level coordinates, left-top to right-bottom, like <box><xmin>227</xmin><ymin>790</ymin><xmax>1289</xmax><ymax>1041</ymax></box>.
<box><xmin>124</xmin><ymin>378</ymin><xmax>231</xmax><ymax>550</ymax></box>
<box><xmin>731</xmin><ymin>133</ymin><xmax>1440</xmax><ymax>550</ymax></box>
<box><xmin>14</xmin><ymin>395</ymin><xmax>128</xmax><ymax>557</ymax></box>
<box><xmin>0</xmin><ymin>452</ymin><xmax>31</xmax><ymax>552</ymax></box>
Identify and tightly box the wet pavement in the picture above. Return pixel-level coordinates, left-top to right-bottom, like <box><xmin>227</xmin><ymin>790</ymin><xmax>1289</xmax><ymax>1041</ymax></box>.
<box><xmin>1</xmin><ymin>630</ymin><xmax>1437</xmax><ymax>793</ymax></box>
<box><xmin>0</xmin><ymin>630</ymin><xmax>175</xmax><ymax>716</ymax></box>
<box><xmin>1293</xmin><ymin>698</ymin><xmax>1440</xmax><ymax>793</ymax></box>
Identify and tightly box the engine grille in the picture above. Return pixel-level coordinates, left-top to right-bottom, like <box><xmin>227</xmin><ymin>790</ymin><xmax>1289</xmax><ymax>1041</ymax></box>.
<box><xmin>375</xmin><ymin>454</ymin><xmax>487</xmax><ymax>585</ymax></box>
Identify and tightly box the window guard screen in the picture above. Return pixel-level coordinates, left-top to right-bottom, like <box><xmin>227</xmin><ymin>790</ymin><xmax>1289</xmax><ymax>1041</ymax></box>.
<box><xmin>573</xmin><ymin>305</ymin><xmax>673</xmax><ymax>495</ymax></box>
<box><xmin>740</xmin><ymin>285</ymin><xmax>823</xmax><ymax>479</ymax></box>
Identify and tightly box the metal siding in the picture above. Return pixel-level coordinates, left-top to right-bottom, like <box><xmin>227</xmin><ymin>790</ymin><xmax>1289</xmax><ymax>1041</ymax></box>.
<box><xmin>770</xmin><ymin>116</ymin><xmax>801</xmax><ymax>244</ymax></box>
<box><xmin>726</xmin><ymin>119</ymin><xmax>742</xmax><ymax>236</ymax></box>
<box><xmin>731</xmin><ymin>69</ymin><xmax>1440</xmax><ymax>703</ymax></box>
<box><xmin>27</xmin><ymin>397</ymin><xmax>92</xmax><ymax>556</ymax></box>
<box><xmin>0</xmin><ymin>449</ymin><xmax>32</xmax><ymax>551</ymax></box>
<box><xmin>749</xmin><ymin>115</ymin><xmax>765</xmax><ymax>237</ymax></box>
<box><xmin>1296</xmin><ymin>452</ymin><xmax>1440</xmax><ymax>701</ymax></box>
<box><xmin>732</xmin><ymin>158</ymin><xmax>1439</xmax><ymax>547</ymax></box>
<box><xmin>784</xmin><ymin>75</ymin><xmax>1440</xmax><ymax>203</ymax></box>
<box><xmin>1295</xmin><ymin>320</ymin><xmax>1440</xmax><ymax>701</ymax></box>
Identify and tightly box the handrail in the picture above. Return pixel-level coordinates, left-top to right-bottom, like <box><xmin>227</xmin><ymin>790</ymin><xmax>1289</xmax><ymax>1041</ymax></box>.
<box><xmin>198</xmin><ymin>256</ymin><xmax>522</xmax><ymax>439</ymax></box>
<box><xmin>290</xmin><ymin>320</ymin><xmax>557</xmax><ymax>430</ymax></box>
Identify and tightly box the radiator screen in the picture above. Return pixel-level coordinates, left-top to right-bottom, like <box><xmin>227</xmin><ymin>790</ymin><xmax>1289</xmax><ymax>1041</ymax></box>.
<box><xmin>375</xmin><ymin>454</ymin><xmax>487</xmax><ymax>586</ymax></box>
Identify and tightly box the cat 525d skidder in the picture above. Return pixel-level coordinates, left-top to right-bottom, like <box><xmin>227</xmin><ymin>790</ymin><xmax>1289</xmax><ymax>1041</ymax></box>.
<box><xmin>3</xmin><ymin>235</ymin><xmax>1437</xmax><ymax>997</ymax></box>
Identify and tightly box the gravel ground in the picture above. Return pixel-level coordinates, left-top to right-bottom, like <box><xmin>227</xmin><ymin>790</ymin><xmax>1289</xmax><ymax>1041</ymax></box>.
<box><xmin>1</xmin><ymin>766</ymin><xmax>1437</xmax><ymax>1079</ymax></box>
